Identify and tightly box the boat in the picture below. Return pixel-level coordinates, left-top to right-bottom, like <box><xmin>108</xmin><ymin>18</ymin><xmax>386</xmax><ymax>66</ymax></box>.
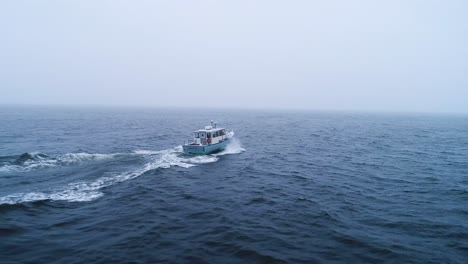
<box><xmin>183</xmin><ymin>121</ymin><xmax>233</xmax><ymax>155</ymax></box>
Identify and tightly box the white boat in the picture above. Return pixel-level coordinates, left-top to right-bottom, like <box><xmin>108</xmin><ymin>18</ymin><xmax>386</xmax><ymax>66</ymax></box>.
<box><xmin>183</xmin><ymin>121</ymin><xmax>233</xmax><ymax>155</ymax></box>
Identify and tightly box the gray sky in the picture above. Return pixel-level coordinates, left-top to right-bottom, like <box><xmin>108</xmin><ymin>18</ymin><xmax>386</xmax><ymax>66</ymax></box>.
<box><xmin>1</xmin><ymin>1</ymin><xmax>467</xmax><ymax>113</ymax></box>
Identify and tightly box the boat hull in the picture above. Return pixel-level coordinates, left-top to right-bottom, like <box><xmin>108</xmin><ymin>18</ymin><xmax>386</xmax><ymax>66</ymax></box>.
<box><xmin>183</xmin><ymin>138</ymin><xmax>230</xmax><ymax>155</ymax></box>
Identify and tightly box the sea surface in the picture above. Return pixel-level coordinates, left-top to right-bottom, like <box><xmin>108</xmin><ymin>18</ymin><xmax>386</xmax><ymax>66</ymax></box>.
<box><xmin>1</xmin><ymin>106</ymin><xmax>467</xmax><ymax>263</ymax></box>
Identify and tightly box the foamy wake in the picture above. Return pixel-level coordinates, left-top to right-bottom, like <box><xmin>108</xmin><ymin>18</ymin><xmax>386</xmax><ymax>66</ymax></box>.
<box><xmin>0</xmin><ymin>140</ymin><xmax>245</xmax><ymax>205</ymax></box>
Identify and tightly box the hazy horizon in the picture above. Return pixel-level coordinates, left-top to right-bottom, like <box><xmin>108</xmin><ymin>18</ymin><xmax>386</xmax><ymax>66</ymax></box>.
<box><xmin>1</xmin><ymin>1</ymin><xmax>467</xmax><ymax>114</ymax></box>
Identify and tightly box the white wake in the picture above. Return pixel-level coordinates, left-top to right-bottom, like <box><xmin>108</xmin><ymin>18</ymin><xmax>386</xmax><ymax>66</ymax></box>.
<box><xmin>0</xmin><ymin>140</ymin><xmax>245</xmax><ymax>205</ymax></box>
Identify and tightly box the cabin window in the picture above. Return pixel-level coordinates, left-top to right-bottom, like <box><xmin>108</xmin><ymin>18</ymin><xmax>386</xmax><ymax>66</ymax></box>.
<box><xmin>194</xmin><ymin>132</ymin><xmax>199</xmax><ymax>138</ymax></box>
<box><xmin>220</xmin><ymin>130</ymin><xmax>225</xmax><ymax>136</ymax></box>
<box><xmin>207</xmin><ymin>133</ymin><xmax>211</xmax><ymax>138</ymax></box>
<box><xmin>215</xmin><ymin>131</ymin><xmax>219</xmax><ymax>137</ymax></box>
<box><xmin>201</xmin><ymin>133</ymin><xmax>205</xmax><ymax>138</ymax></box>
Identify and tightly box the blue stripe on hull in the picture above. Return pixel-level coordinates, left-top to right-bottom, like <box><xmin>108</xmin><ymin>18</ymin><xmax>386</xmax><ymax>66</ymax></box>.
<box><xmin>183</xmin><ymin>139</ymin><xmax>230</xmax><ymax>155</ymax></box>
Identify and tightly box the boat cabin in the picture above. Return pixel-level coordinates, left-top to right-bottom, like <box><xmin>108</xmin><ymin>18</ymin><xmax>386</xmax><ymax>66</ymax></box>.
<box><xmin>190</xmin><ymin>123</ymin><xmax>227</xmax><ymax>146</ymax></box>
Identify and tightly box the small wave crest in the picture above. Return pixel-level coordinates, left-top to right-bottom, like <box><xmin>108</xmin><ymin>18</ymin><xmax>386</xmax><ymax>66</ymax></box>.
<box><xmin>0</xmin><ymin>141</ymin><xmax>245</xmax><ymax>205</ymax></box>
<box><xmin>133</xmin><ymin>150</ymin><xmax>164</xmax><ymax>155</ymax></box>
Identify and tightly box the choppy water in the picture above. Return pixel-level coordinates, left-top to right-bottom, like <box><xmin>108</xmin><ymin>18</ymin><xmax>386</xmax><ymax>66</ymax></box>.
<box><xmin>1</xmin><ymin>106</ymin><xmax>467</xmax><ymax>263</ymax></box>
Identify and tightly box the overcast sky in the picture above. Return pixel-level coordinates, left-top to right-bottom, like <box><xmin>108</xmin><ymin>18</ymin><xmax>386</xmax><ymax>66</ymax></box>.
<box><xmin>1</xmin><ymin>1</ymin><xmax>467</xmax><ymax>113</ymax></box>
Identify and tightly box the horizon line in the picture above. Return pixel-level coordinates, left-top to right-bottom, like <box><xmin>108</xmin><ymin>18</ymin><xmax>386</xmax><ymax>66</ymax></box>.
<box><xmin>1</xmin><ymin>102</ymin><xmax>467</xmax><ymax>116</ymax></box>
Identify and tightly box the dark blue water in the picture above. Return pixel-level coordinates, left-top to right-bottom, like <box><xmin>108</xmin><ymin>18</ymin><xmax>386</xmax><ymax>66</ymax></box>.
<box><xmin>1</xmin><ymin>106</ymin><xmax>467</xmax><ymax>263</ymax></box>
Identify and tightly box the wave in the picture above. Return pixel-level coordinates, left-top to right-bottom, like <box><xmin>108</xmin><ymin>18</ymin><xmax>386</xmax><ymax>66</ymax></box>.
<box><xmin>0</xmin><ymin>140</ymin><xmax>245</xmax><ymax>205</ymax></box>
<box><xmin>0</xmin><ymin>152</ymin><xmax>119</xmax><ymax>173</ymax></box>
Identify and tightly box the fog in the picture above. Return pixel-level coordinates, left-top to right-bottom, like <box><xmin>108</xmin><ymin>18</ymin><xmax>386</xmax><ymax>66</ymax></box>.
<box><xmin>1</xmin><ymin>1</ymin><xmax>467</xmax><ymax>113</ymax></box>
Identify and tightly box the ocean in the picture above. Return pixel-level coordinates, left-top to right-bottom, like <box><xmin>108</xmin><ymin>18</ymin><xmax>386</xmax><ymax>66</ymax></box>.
<box><xmin>1</xmin><ymin>106</ymin><xmax>467</xmax><ymax>263</ymax></box>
